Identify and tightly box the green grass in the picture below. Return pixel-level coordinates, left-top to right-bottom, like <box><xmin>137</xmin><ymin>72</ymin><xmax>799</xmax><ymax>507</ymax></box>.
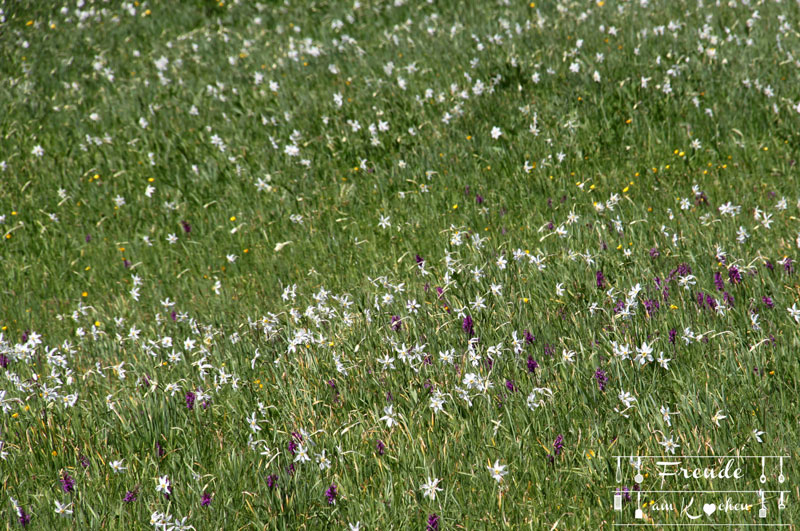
<box><xmin>1</xmin><ymin>0</ymin><xmax>800</xmax><ymax>528</ymax></box>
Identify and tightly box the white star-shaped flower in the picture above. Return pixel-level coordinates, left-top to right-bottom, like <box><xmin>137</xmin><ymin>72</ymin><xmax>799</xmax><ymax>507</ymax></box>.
<box><xmin>487</xmin><ymin>459</ymin><xmax>507</xmax><ymax>483</ymax></box>
<box><xmin>659</xmin><ymin>436</ymin><xmax>680</xmax><ymax>455</ymax></box>
<box><xmin>419</xmin><ymin>476</ymin><xmax>443</xmax><ymax>500</ymax></box>
<box><xmin>788</xmin><ymin>303</ymin><xmax>800</xmax><ymax>323</ymax></box>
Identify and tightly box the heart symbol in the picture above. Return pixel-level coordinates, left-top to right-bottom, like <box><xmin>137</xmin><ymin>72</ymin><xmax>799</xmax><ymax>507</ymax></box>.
<box><xmin>703</xmin><ymin>503</ymin><xmax>717</xmax><ymax>516</ymax></box>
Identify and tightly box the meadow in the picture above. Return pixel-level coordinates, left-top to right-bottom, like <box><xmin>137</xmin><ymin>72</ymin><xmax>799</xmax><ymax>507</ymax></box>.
<box><xmin>1</xmin><ymin>0</ymin><xmax>800</xmax><ymax>528</ymax></box>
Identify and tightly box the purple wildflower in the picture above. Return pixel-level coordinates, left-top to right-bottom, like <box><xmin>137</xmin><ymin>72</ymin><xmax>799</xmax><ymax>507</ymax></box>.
<box><xmin>596</xmin><ymin>270</ymin><xmax>606</xmax><ymax>289</ymax></box>
<box><xmin>17</xmin><ymin>507</ymin><xmax>32</xmax><ymax>527</ymax></box>
<box><xmin>79</xmin><ymin>454</ymin><xmax>90</xmax><ymax>469</ymax></box>
<box><xmin>643</xmin><ymin>298</ymin><xmax>659</xmax><ymax>315</ymax></box>
<box><xmin>288</xmin><ymin>440</ymin><xmax>298</xmax><ymax>456</ymax></box>
<box><xmin>85</xmin><ymin>234</ymin><xmax>91</xmax><ymax>242</ymax></box>
<box><xmin>728</xmin><ymin>266</ymin><xmax>741</xmax><ymax>285</ymax></box>
<box><xmin>390</xmin><ymin>315</ymin><xmax>402</xmax><ymax>331</ymax></box>
<box><xmin>476</xmin><ymin>194</ymin><xmax>484</xmax><ymax>204</ymax></box>
<box><xmin>181</xmin><ymin>220</ymin><xmax>191</xmax><ymax>233</ymax></box>
<box><xmin>594</xmin><ymin>368</ymin><xmax>608</xmax><ymax>391</ymax></box>
<box><xmin>123</xmin><ymin>487</ymin><xmax>138</xmax><ymax>503</ymax></box>
<box><xmin>553</xmin><ymin>434</ymin><xmax>564</xmax><ymax>456</ymax></box>
<box><xmin>60</xmin><ymin>472</ymin><xmax>76</xmax><ymax>493</ymax></box>
<box><xmin>544</xmin><ymin>343</ymin><xmax>555</xmax><ymax>357</ymax></box>
<box><xmin>616</xmin><ymin>486</ymin><xmax>632</xmax><ymax>502</ymax></box>
<box><xmin>714</xmin><ymin>272</ymin><xmax>724</xmax><ymax>291</ymax></box>
<box><xmin>201</xmin><ymin>492</ymin><xmax>213</xmax><ymax>507</ymax></box>
<box><xmin>706</xmin><ymin>295</ymin><xmax>717</xmax><ymax>310</ymax></box>
<box><xmin>462</xmin><ymin>315</ymin><xmax>475</xmax><ymax>338</ymax></box>
<box><xmin>765</xmin><ymin>261</ymin><xmax>774</xmax><ymax>272</ymax></box>
<box><xmin>266</xmin><ymin>474</ymin><xmax>278</xmax><ymax>489</ymax></box>
<box><xmin>669</xmin><ymin>328</ymin><xmax>677</xmax><ymax>344</ymax></box>
<box><xmin>0</xmin><ymin>353</ymin><xmax>7</xmax><ymax>368</ymax></box>
<box><xmin>376</xmin><ymin>439</ymin><xmax>386</xmax><ymax>455</ymax></box>
<box><xmin>527</xmin><ymin>355</ymin><xmax>539</xmax><ymax>373</ymax></box>
<box><xmin>427</xmin><ymin>514</ymin><xmax>440</xmax><ymax>531</ymax></box>
<box><xmin>696</xmin><ymin>292</ymin><xmax>705</xmax><ymax>308</ymax></box>
<box><xmin>325</xmin><ymin>484</ymin><xmax>338</xmax><ymax>505</ymax></box>
<box><xmin>505</xmin><ymin>380</ymin><xmax>516</xmax><ymax>392</ymax></box>
<box><xmin>524</xmin><ymin>329</ymin><xmax>535</xmax><ymax>344</ymax></box>
<box><xmin>185</xmin><ymin>391</ymin><xmax>196</xmax><ymax>410</ymax></box>
<box><xmin>156</xmin><ymin>441</ymin><xmax>165</xmax><ymax>458</ymax></box>
<box><xmin>784</xmin><ymin>258</ymin><xmax>795</xmax><ymax>275</ymax></box>
<box><xmin>762</xmin><ymin>296</ymin><xmax>774</xmax><ymax>309</ymax></box>
<box><xmin>649</xmin><ymin>247</ymin><xmax>659</xmax><ymax>258</ymax></box>
<box><xmin>415</xmin><ymin>254</ymin><xmax>425</xmax><ymax>267</ymax></box>
<box><xmin>723</xmin><ymin>291</ymin><xmax>734</xmax><ymax>306</ymax></box>
<box><xmin>171</xmin><ymin>311</ymin><xmax>177</xmax><ymax>321</ymax></box>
